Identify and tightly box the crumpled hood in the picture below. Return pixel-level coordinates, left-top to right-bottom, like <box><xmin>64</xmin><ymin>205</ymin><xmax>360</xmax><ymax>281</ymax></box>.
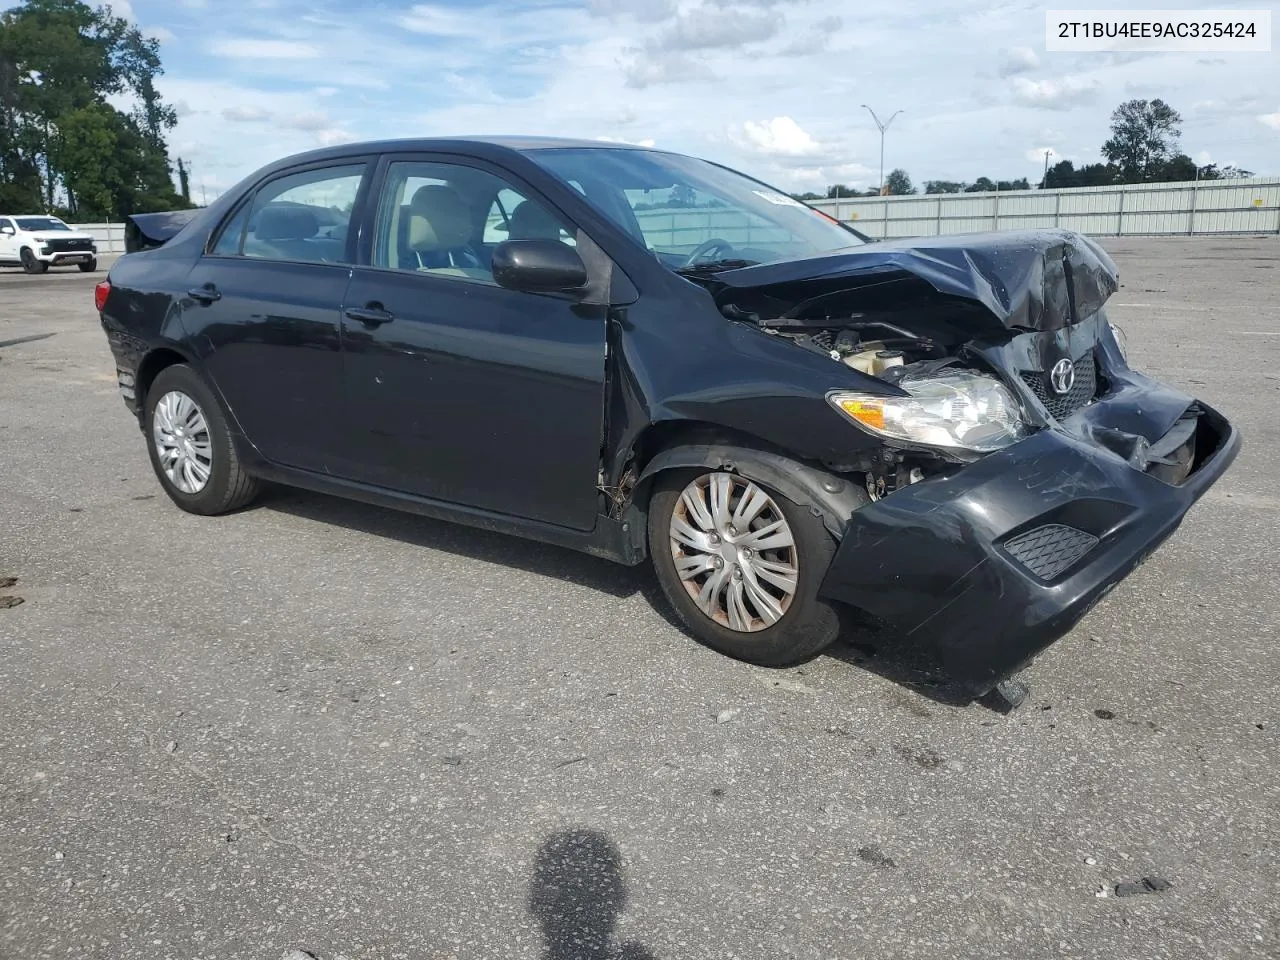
<box><xmin>714</xmin><ymin>229</ymin><xmax>1120</xmax><ymax>333</ymax></box>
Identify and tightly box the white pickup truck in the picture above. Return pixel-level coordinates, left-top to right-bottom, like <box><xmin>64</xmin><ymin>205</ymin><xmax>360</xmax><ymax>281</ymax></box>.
<box><xmin>0</xmin><ymin>215</ymin><xmax>98</xmax><ymax>273</ymax></box>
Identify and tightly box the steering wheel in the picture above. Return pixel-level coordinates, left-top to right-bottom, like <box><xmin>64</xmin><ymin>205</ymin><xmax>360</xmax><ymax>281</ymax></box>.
<box><xmin>683</xmin><ymin>237</ymin><xmax>735</xmax><ymax>266</ymax></box>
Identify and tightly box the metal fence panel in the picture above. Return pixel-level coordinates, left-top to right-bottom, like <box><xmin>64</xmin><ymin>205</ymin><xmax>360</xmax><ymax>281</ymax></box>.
<box><xmin>68</xmin><ymin>222</ymin><xmax>127</xmax><ymax>254</ymax></box>
<box><xmin>812</xmin><ymin>176</ymin><xmax>1280</xmax><ymax>238</ymax></box>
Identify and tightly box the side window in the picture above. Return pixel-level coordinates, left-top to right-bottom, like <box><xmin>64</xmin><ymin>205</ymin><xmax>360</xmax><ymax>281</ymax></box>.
<box><xmin>210</xmin><ymin>203</ymin><xmax>249</xmax><ymax>256</ymax></box>
<box><xmin>483</xmin><ymin>187</ymin><xmax>576</xmax><ymax>247</ymax></box>
<box><xmin>241</xmin><ymin>164</ymin><xmax>365</xmax><ymax>265</ymax></box>
<box><xmin>0</xmin><ymin>218</ymin><xmax>12</xmax><ymax>234</ymax></box>
<box><xmin>373</xmin><ymin>160</ymin><xmax>574</xmax><ymax>282</ymax></box>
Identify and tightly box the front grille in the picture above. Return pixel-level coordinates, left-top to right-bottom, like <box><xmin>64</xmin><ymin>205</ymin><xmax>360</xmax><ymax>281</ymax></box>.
<box><xmin>44</xmin><ymin>237</ymin><xmax>92</xmax><ymax>252</ymax></box>
<box><xmin>1020</xmin><ymin>352</ymin><xmax>1099</xmax><ymax>420</ymax></box>
<box><xmin>1004</xmin><ymin>524</ymin><xmax>1099</xmax><ymax>581</ymax></box>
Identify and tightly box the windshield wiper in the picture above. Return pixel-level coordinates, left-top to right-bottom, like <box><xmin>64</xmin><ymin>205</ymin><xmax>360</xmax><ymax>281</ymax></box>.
<box><xmin>674</xmin><ymin>258</ymin><xmax>757</xmax><ymax>275</ymax></box>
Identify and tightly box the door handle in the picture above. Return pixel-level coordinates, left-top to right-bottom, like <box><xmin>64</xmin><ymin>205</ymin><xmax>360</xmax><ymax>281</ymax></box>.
<box><xmin>344</xmin><ymin>305</ymin><xmax>395</xmax><ymax>326</ymax></box>
<box><xmin>188</xmin><ymin>285</ymin><xmax>221</xmax><ymax>304</ymax></box>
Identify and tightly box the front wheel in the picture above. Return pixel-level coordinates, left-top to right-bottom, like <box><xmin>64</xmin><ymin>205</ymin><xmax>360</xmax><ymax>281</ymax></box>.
<box><xmin>648</xmin><ymin>469</ymin><xmax>843</xmax><ymax>667</ymax></box>
<box><xmin>20</xmin><ymin>249</ymin><xmax>48</xmax><ymax>274</ymax></box>
<box><xmin>78</xmin><ymin>258</ymin><xmax>98</xmax><ymax>273</ymax></box>
<box><xmin>144</xmin><ymin>364</ymin><xmax>260</xmax><ymax>515</ymax></box>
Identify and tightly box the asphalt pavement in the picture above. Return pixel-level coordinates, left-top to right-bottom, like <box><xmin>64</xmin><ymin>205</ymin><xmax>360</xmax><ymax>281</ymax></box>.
<box><xmin>1</xmin><ymin>239</ymin><xmax>1277</xmax><ymax>960</ymax></box>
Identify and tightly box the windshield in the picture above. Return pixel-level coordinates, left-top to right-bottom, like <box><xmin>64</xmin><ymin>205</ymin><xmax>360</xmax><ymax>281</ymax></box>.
<box><xmin>530</xmin><ymin>148</ymin><xmax>863</xmax><ymax>270</ymax></box>
<box><xmin>15</xmin><ymin>217</ymin><xmax>69</xmax><ymax>232</ymax></box>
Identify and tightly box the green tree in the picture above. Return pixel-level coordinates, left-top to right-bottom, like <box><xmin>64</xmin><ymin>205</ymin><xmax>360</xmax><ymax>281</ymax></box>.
<box><xmin>826</xmin><ymin>183</ymin><xmax>859</xmax><ymax>198</ymax></box>
<box><xmin>885</xmin><ymin>168</ymin><xmax>914</xmax><ymax>195</ymax></box>
<box><xmin>0</xmin><ymin>0</ymin><xmax>189</xmax><ymax>216</ymax></box>
<box><xmin>924</xmin><ymin>180</ymin><xmax>965</xmax><ymax>194</ymax></box>
<box><xmin>1102</xmin><ymin>98</ymin><xmax>1182</xmax><ymax>183</ymax></box>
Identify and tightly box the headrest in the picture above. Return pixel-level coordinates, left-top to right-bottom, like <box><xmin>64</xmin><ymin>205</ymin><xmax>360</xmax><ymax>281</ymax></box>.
<box><xmin>507</xmin><ymin>200</ymin><xmax>563</xmax><ymax>241</ymax></box>
<box><xmin>408</xmin><ymin>185</ymin><xmax>472</xmax><ymax>252</ymax></box>
<box><xmin>254</xmin><ymin>206</ymin><xmax>318</xmax><ymax>241</ymax></box>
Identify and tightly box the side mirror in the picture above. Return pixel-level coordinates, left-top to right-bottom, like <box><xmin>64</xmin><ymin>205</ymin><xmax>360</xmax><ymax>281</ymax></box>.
<box><xmin>0</xmin><ymin>226</ymin><xmax>13</xmax><ymax>236</ymax></box>
<box><xmin>492</xmin><ymin>240</ymin><xmax>588</xmax><ymax>294</ymax></box>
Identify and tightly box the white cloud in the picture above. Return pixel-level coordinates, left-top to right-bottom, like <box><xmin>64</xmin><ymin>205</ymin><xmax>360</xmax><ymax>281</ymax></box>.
<box><xmin>625</xmin><ymin>51</ymin><xmax>713</xmax><ymax>89</ymax></box>
<box><xmin>654</xmin><ymin>6</ymin><xmax>780</xmax><ymax>50</ymax></box>
<box><xmin>1010</xmin><ymin>75</ymin><xmax>1099</xmax><ymax>110</ymax></box>
<box><xmin>1025</xmin><ymin>146</ymin><xmax>1057</xmax><ymax>165</ymax></box>
<box><xmin>730</xmin><ymin>116</ymin><xmax>823</xmax><ymax>157</ymax></box>
<box><xmin>315</xmin><ymin>86</ymin><xmax>339</xmax><ymax>97</ymax></box>
<box><xmin>398</xmin><ymin>4</ymin><xmax>480</xmax><ymax>37</ymax></box>
<box><xmin>283</xmin><ymin>111</ymin><xmax>331</xmax><ymax>132</ymax></box>
<box><xmin>222</xmin><ymin>105</ymin><xmax>272</xmax><ymax>122</ymax></box>
<box><xmin>209</xmin><ymin>38</ymin><xmax>320</xmax><ymax>59</ymax></box>
<box><xmin>144</xmin><ymin>25</ymin><xmax>176</xmax><ymax>43</ymax></box>
<box><xmin>997</xmin><ymin>46</ymin><xmax>1039</xmax><ymax>77</ymax></box>
<box><xmin>1258</xmin><ymin>110</ymin><xmax>1280</xmax><ymax>131</ymax></box>
<box><xmin>314</xmin><ymin>128</ymin><xmax>353</xmax><ymax>146</ymax></box>
<box><xmin>596</xmin><ymin>135</ymin><xmax>657</xmax><ymax>147</ymax></box>
<box><xmin>588</xmin><ymin>0</ymin><xmax>676</xmax><ymax>21</ymax></box>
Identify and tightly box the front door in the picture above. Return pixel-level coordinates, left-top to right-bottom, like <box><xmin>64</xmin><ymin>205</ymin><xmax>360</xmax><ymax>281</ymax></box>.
<box><xmin>182</xmin><ymin>161</ymin><xmax>370</xmax><ymax>474</ymax></box>
<box><xmin>339</xmin><ymin>156</ymin><xmax>609</xmax><ymax>532</ymax></box>
<box><xmin>0</xmin><ymin>219</ymin><xmax>17</xmax><ymax>261</ymax></box>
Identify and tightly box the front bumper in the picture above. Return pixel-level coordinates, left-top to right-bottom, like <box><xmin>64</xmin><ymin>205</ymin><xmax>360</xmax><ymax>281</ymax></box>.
<box><xmin>819</xmin><ymin>374</ymin><xmax>1240</xmax><ymax>697</ymax></box>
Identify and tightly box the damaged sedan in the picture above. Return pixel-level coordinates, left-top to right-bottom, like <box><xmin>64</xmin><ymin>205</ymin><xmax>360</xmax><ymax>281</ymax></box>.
<box><xmin>95</xmin><ymin>138</ymin><xmax>1240</xmax><ymax>700</ymax></box>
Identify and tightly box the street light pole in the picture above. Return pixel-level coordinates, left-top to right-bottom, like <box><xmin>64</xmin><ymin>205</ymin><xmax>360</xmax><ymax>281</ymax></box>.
<box><xmin>861</xmin><ymin>104</ymin><xmax>902</xmax><ymax>195</ymax></box>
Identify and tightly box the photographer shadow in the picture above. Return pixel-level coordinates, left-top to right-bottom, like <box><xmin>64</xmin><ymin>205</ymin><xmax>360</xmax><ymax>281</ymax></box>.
<box><xmin>529</xmin><ymin>829</ymin><xmax>656</xmax><ymax>960</ymax></box>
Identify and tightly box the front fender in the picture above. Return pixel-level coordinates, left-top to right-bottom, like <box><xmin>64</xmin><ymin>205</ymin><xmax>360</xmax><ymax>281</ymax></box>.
<box><xmin>635</xmin><ymin>442</ymin><xmax>868</xmax><ymax>541</ymax></box>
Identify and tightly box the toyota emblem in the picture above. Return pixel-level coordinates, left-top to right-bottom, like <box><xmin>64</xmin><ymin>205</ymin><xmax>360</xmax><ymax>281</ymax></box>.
<box><xmin>1050</xmin><ymin>358</ymin><xmax>1076</xmax><ymax>395</ymax></box>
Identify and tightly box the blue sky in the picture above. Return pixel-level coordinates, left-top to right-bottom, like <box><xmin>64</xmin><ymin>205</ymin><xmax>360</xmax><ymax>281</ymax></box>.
<box><xmin>18</xmin><ymin>0</ymin><xmax>1280</xmax><ymax>199</ymax></box>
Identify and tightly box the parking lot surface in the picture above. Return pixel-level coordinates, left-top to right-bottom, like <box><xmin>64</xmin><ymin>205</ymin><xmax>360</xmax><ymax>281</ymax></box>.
<box><xmin>1</xmin><ymin>239</ymin><xmax>1277</xmax><ymax>960</ymax></box>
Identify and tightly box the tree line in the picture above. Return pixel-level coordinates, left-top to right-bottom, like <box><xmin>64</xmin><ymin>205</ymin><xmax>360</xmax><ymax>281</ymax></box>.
<box><xmin>795</xmin><ymin>98</ymin><xmax>1256</xmax><ymax>201</ymax></box>
<box><xmin>0</xmin><ymin>0</ymin><xmax>191</xmax><ymax>218</ymax></box>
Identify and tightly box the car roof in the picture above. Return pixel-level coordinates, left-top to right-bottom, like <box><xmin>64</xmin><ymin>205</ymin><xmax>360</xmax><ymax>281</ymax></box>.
<box><xmin>256</xmin><ymin>136</ymin><xmax>677</xmax><ymax>174</ymax></box>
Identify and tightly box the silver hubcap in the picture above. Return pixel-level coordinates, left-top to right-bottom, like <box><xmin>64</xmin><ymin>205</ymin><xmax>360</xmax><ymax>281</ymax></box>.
<box><xmin>152</xmin><ymin>390</ymin><xmax>212</xmax><ymax>494</ymax></box>
<box><xmin>669</xmin><ymin>473</ymin><xmax>799</xmax><ymax>633</ymax></box>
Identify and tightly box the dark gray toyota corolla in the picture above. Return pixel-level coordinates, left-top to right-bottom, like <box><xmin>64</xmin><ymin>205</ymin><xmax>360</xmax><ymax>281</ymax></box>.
<box><xmin>96</xmin><ymin>137</ymin><xmax>1240</xmax><ymax>700</ymax></box>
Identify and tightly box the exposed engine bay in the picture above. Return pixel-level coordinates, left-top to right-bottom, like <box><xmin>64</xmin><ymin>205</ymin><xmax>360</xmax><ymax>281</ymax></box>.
<box><xmin>690</xmin><ymin>230</ymin><xmax>1129</xmax><ymax>503</ymax></box>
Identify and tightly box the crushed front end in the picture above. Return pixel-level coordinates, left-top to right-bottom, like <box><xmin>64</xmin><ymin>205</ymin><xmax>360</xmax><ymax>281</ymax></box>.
<box><xmin>705</xmin><ymin>230</ymin><xmax>1241</xmax><ymax>696</ymax></box>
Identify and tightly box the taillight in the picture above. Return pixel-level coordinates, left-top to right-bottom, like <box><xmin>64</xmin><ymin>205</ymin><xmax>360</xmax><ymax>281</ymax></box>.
<box><xmin>94</xmin><ymin>280</ymin><xmax>111</xmax><ymax>312</ymax></box>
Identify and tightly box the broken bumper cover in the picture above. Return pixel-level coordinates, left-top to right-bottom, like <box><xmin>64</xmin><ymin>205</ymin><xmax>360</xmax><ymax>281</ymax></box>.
<box><xmin>819</xmin><ymin>382</ymin><xmax>1240</xmax><ymax>697</ymax></box>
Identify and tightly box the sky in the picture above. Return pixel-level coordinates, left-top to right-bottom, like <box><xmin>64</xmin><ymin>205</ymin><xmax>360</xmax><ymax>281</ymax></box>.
<box><xmin>11</xmin><ymin>0</ymin><xmax>1279</xmax><ymax>199</ymax></box>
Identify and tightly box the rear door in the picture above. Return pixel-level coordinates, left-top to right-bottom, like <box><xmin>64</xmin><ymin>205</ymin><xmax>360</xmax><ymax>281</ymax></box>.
<box><xmin>0</xmin><ymin>219</ymin><xmax>15</xmax><ymax>261</ymax></box>
<box><xmin>183</xmin><ymin>160</ymin><xmax>371</xmax><ymax>474</ymax></box>
<box><xmin>338</xmin><ymin>153</ymin><xmax>609</xmax><ymax>531</ymax></box>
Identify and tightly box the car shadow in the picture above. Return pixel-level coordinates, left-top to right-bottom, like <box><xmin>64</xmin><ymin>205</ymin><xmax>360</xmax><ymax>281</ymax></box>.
<box><xmin>529</xmin><ymin>829</ymin><xmax>656</xmax><ymax>960</ymax></box>
<box><xmin>261</xmin><ymin>487</ymin><xmax>985</xmax><ymax>708</ymax></box>
<box><xmin>261</xmin><ymin>486</ymin><xmax>651</xmax><ymax>601</ymax></box>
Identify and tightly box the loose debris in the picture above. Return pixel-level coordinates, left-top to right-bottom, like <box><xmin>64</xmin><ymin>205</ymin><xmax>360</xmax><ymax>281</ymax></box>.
<box><xmin>1115</xmin><ymin>876</ymin><xmax>1173</xmax><ymax>898</ymax></box>
<box><xmin>715</xmin><ymin>708</ymin><xmax>741</xmax><ymax>724</ymax></box>
<box><xmin>0</xmin><ymin>596</ymin><xmax>24</xmax><ymax>609</ymax></box>
<box><xmin>1094</xmin><ymin>709</ymin><xmax>1117</xmax><ymax>720</ymax></box>
<box><xmin>857</xmin><ymin>845</ymin><xmax>897</xmax><ymax>869</ymax></box>
<box><xmin>892</xmin><ymin>744</ymin><xmax>946</xmax><ymax>769</ymax></box>
<box><xmin>0</xmin><ymin>576</ymin><xmax>16</xmax><ymax>589</ymax></box>
<box><xmin>281</xmin><ymin>951</ymin><xmax>318</xmax><ymax>960</ymax></box>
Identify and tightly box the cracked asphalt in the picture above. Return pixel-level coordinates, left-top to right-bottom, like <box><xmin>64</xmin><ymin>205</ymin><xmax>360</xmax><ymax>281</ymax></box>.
<box><xmin>1</xmin><ymin>238</ymin><xmax>1277</xmax><ymax>960</ymax></box>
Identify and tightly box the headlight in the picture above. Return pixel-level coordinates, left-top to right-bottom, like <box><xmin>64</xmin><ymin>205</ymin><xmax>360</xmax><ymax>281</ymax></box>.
<box><xmin>829</xmin><ymin>371</ymin><xmax>1028</xmax><ymax>454</ymax></box>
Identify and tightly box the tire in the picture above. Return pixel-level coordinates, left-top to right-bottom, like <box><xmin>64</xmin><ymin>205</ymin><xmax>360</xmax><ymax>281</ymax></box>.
<box><xmin>20</xmin><ymin>249</ymin><xmax>47</xmax><ymax>274</ymax></box>
<box><xmin>78</xmin><ymin>258</ymin><xmax>98</xmax><ymax>273</ymax></box>
<box><xmin>143</xmin><ymin>364</ymin><xmax>259</xmax><ymax>515</ymax></box>
<box><xmin>648</xmin><ymin>467</ymin><xmax>842</xmax><ymax>667</ymax></box>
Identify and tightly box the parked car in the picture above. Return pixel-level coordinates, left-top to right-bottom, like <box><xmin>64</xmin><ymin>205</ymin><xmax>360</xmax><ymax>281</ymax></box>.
<box><xmin>0</xmin><ymin>215</ymin><xmax>97</xmax><ymax>272</ymax></box>
<box><xmin>94</xmin><ymin>138</ymin><xmax>1239</xmax><ymax>700</ymax></box>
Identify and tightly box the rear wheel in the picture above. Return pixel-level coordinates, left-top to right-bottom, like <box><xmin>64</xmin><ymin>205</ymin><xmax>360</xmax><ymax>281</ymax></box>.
<box><xmin>648</xmin><ymin>468</ymin><xmax>842</xmax><ymax>667</ymax></box>
<box><xmin>78</xmin><ymin>258</ymin><xmax>98</xmax><ymax>273</ymax></box>
<box><xmin>144</xmin><ymin>364</ymin><xmax>259</xmax><ymax>515</ymax></box>
<box><xmin>20</xmin><ymin>249</ymin><xmax>47</xmax><ymax>274</ymax></box>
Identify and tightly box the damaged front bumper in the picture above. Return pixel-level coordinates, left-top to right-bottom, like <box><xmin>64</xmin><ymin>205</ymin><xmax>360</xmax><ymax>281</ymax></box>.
<box><xmin>818</xmin><ymin>373</ymin><xmax>1240</xmax><ymax>697</ymax></box>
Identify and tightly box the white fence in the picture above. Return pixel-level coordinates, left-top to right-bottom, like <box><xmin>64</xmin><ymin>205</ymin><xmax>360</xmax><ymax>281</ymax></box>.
<box><xmin>810</xmin><ymin>176</ymin><xmax>1280</xmax><ymax>240</ymax></box>
<box><xmin>69</xmin><ymin>222</ymin><xmax>127</xmax><ymax>254</ymax></box>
